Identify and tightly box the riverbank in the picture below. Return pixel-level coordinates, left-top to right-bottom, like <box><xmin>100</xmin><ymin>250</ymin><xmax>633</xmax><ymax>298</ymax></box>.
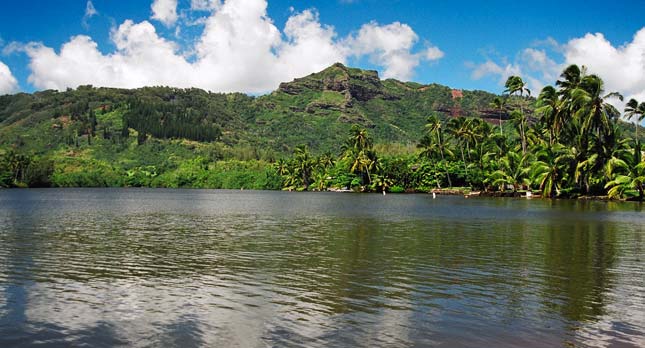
<box><xmin>3</xmin><ymin>185</ymin><xmax>634</xmax><ymax>203</ymax></box>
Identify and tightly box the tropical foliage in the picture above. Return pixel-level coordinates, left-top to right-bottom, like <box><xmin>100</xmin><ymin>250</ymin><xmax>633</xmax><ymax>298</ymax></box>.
<box><xmin>1</xmin><ymin>63</ymin><xmax>644</xmax><ymax>199</ymax></box>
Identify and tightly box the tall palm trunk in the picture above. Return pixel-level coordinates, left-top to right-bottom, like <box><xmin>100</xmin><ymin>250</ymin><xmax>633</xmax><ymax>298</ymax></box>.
<box><xmin>302</xmin><ymin>171</ymin><xmax>309</xmax><ymax>190</ymax></box>
<box><xmin>519</xmin><ymin>104</ymin><xmax>527</xmax><ymax>154</ymax></box>
<box><xmin>499</xmin><ymin>114</ymin><xmax>503</xmax><ymax>136</ymax></box>
<box><xmin>460</xmin><ymin>146</ymin><xmax>468</xmax><ymax>179</ymax></box>
<box><xmin>636</xmin><ymin>123</ymin><xmax>640</xmax><ymax>149</ymax></box>
<box><xmin>437</xmin><ymin>131</ymin><xmax>452</xmax><ymax>187</ymax></box>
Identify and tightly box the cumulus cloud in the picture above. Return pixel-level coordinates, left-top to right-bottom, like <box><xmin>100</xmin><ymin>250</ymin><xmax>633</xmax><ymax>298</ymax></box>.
<box><xmin>190</xmin><ymin>0</ymin><xmax>220</xmax><ymax>11</ymax></box>
<box><xmin>0</xmin><ymin>61</ymin><xmax>19</xmax><ymax>95</ymax></box>
<box><xmin>278</xmin><ymin>10</ymin><xmax>346</xmax><ymax>82</ymax></box>
<box><xmin>345</xmin><ymin>22</ymin><xmax>443</xmax><ymax>80</ymax></box>
<box><xmin>151</xmin><ymin>0</ymin><xmax>178</xmax><ymax>26</ymax></box>
<box><xmin>22</xmin><ymin>21</ymin><xmax>194</xmax><ymax>90</ymax></box>
<box><xmin>564</xmin><ymin>29</ymin><xmax>645</xmax><ymax>102</ymax></box>
<box><xmin>18</xmin><ymin>0</ymin><xmax>441</xmax><ymax>93</ymax></box>
<box><xmin>470</xmin><ymin>60</ymin><xmax>522</xmax><ymax>88</ymax></box>
<box><xmin>470</xmin><ymin>28</ymin><xmax>645</xmax><ymax>105</ymax></box>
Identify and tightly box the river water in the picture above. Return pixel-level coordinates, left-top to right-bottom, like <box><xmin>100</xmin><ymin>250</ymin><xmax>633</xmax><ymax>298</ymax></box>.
<box><xmin>0</xmin><ymin>189</ymin><xmax>643</xmax><ymax>347</ymax></box>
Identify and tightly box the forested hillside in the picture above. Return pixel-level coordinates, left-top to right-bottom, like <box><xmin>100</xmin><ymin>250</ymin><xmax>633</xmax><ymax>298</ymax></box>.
<box><xmin>0</xmin><ymin>63</ymin><xmax>502</xmax><ymax>188</ymax></box>
<box><xmin>1</xmin><ymin>63</ymin><xmax>643</xmax><ymax>198</ymax></box>
<box><xmin>0</xmin><ymin>63</ymin><xmax>504</xmax><ymax>153</ymax></box>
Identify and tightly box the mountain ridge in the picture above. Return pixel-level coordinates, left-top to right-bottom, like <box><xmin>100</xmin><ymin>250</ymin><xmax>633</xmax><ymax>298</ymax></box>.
<box><xmin>0</xmin><ymin>63</ymin><xmax>506</xmax><ymax>156</ymax></box>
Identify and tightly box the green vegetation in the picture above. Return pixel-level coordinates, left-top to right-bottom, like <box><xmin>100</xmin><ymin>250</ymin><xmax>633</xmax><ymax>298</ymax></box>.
<box><xmin>1</xmin><ymin>63</ymin><xmax>644</xmax><ymax>199</ymax></box>
<box><xmin>276</xmin><ymin>64</ymin><xmax>645</xmax><ymax>200</ymax></box>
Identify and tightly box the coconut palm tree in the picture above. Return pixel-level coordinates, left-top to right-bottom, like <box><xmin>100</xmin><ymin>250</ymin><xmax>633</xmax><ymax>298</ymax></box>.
<box><xmin>489</xmin><ymin>150</ymin><xmax>531</xmax><ymax>192</ymax></box>
<box><xmin>311</xmin><ymin>171</ymin><xmax>330</xmax><ymax>191</ymax></box>
<box><xmin>490</xmin><ymin>96</ymin><xmax>507</xmax><ymax>135</ymax></box>
<box><xmin>509</xmin><ymin>109</ymin><xmax>529</xmax><ymax>151</ymax></box>
<box><xmin>624</xmin><ymin>99</ymin><xmax>645</xmax><ymax>146</ymax></box>
<box><xmin>423</xmin><ymin>114</ymin><xmax>453</xmax><ymax>186</ymax></box>
<box><xmin>370</xmin><ymin>174</ymin><xmax>393</xmax><ymax>193</ymax></box>
<box><xmin>346</xmin><ymin>124</ymin><xmax>373</xmax><ymax>151</ymax></box>
<box><xmin>468</xmin><ymin>138</ymin><xmax>497</xmax><ymax>189</ymax></box>
<box><xmin>556</xmin><ymin>64</ymin><xmax>584</xmax><ymax>96</ymax></box>
<box><xmin>530</xmin><ymin>143</ymin><xmax>574</xmax><ymax>198</ymax></box>
<box><xmin>605</xmin><ymin>157</ymin><xmax>645</xmax><ymax>200</ymax></box>
<box><xmin>447</xmin><ymin>117</ymin><xmax>471</xmax><ymax>179</ymax></box>
<box><xmin>344</xmin><ymin>148</ymin><xmax>377</xmax><ymax>186</ymax></box>
<box><xmin>572</xmin><ymin>74</ymin><xmax>622</xmax><ymax>140</ymax></box>
<box><xmin>275</xmin><ymin>158</ymin><xmax>290</xmax><ymax>176</ymax></box>
<box><xmin>342</xmin><ymin>126</ymin><xmax>377</xmax><ymax>187</ymax></box>
<box><xmin>535</xmin><ymin>85</ymin><xmax>564</xmax><ymax>145</ymax></box>
<box><xmin>293</xmin><ymin>145</ymin><xmax>315</xmax><ymax>190</ymax></box>
<box><xmin>504</xmin><ymin>76</ymin><xmax>531</xmax><ymax>153</ymax></box>
<box><xmin>317</xmin><ymin>152</ymin><xmax>335</xmax><ymax>171</ymax></box>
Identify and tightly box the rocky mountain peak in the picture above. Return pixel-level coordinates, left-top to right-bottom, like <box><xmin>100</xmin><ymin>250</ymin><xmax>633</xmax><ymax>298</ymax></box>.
<box><xmin>277</xmin><ymin>63</ymin><xmax>388</xmax><ymax>102</ymax></box>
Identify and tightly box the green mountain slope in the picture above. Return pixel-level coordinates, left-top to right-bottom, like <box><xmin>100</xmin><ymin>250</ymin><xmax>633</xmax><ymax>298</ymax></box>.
<box><xmin>0</xmin><ymin>63</ymin><xmax>505</xmax><ymax>156</ymax></box>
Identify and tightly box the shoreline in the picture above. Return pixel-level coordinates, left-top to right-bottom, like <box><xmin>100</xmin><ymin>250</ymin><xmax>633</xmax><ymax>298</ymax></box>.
<box><xmin>0</xmin><ymin>186</ymin><xmax>636</xmax><ymax>202</ymax></box>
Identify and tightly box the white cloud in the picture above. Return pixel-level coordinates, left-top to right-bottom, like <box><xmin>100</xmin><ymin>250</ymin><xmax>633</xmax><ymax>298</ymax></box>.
<box><xmin>470</xmin><ymin>27</ymin><xmax>645</xmax><ymax>104</ymax></box>
<box><xmin>344</xmin><ymin>21</ymin><xmax>443</xmax><ymax>80</ymax></box>
<box><xmin>190</xmin><ymin>0</ymin><xmax>220</xmax><ymax>11</ymax></box>
<box><xmin>22</xmin><ymin>21</ymin><xmax>194</xmax><ymax>90</ymax></box>
<box><xmin>564</xmin><ymin>29</ymin><xmax>645</xmax><ymax>103</ymax></box>
<box><xmin>17</xmin><ymin>0</ymin><xmax>441</xmax><ymax>93</ymax></box>
<box><xmin>278</xmin><ymin>10</ymin><xmax>346</xmax><ymax>81</ymax></box>
<box><xmin>425</xmin><ymin>46</ymin><xmax>445</xmax><ymax>60</ymax></box>
<box><xmin>0</xmin><ymin>61</ymin><xmax>19</xmax><ymax>95</ymax></box>
<box><xmin>471</xmin><ymin>60</ymin><xmax>521</xmax><ymax>86</ymax></box>
<box><xmin>151</xmin><ymin>0</ymin><xmax>178</xmax><ymax>26</ymax></box>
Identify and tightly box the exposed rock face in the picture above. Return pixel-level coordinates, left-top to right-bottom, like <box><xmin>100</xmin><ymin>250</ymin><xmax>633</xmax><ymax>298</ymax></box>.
<box><xmin>278</xmin><ymin>63</ymin><xmax>389</xmax><ymax>103</ymax></box>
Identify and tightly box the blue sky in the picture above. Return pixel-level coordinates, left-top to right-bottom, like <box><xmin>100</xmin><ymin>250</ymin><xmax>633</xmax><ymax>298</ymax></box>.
<box><xmin>0</xmin><ymin>0</ymin><xmax>644</xmax><ymax>98</ymax></box>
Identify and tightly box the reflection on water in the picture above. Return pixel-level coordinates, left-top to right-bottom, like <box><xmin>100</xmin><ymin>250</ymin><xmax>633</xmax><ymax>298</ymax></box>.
<box><xmin>0</xmin><ymin>189</ymin><xmax>643</xmax><ymax>347</ymax></box>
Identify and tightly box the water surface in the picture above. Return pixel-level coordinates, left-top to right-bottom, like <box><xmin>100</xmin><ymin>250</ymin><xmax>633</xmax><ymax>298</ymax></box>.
<box><xmin>0</xmin><ymin>189</ymin><xmax>643</xmax><ymax>347</ymax></box>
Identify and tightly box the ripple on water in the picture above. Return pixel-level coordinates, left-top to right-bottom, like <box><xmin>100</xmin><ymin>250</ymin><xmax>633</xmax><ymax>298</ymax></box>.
<box><xmin>0</xmin><ymin>189</ymin><xmax>643</xmax><ymax>347</ymax></box>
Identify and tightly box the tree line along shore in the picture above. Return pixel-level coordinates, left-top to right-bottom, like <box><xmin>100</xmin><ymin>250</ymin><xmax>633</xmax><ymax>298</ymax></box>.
<box><xmin>1</xmin><ymin>64</ymin><xmax>645</xmax><ymax>201</ymax></box>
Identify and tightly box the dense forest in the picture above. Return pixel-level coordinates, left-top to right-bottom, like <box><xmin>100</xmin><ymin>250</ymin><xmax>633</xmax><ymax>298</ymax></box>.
<box><xmin>1</xmin><ymin>63</ymin><xmax>644</xmax><ymax>200</ymax></box>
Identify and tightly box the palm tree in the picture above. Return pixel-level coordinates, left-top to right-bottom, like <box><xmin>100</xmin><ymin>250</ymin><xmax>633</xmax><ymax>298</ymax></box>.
<box><xmin>344</xmin><ymin>148</ymin><xmax>377</xmax><ymax>186</ymax></box>
<box><xmin>624</xmin><ymin>99</ymin><xmax>645</xmax><ymax>145</ymax></box>
<box><xmin>346</xmin><ymin>125</ymin><xmax>373</xmax><ymax>151</ymax></box>
<box><xmin>317</xmin><ymin>152</ymin><xmax>335</xmax><ymax>171</ymax></box>
<box><xmin>489</xmin><ymin>150</ymin><xmax>531</xmax><ymax>192</ymax></box>
<box><xmin>605</xmin><ymin>157</ymin><xmax>645</xmax><ymax>200</ymax></box>
<box><xmin>417</xmin><ymin>134</ymin><xmax>441</xmax><ymax>188</ymax></box>
<box><xmin>311</xmin><ymin>171</ymin><xmax>330</xmax><ymax>191</ymax></box>
<box><xmin>504</xmin><ymin>76</ymin><xmax>531</xmax><ymax>153</ymax></box>
<box><xmin>574</xmin><ymin>153</ymin><xmax>598</xmax><ymax>194</ymax></box>
<box><xmin>509</xmin><ymin>108</ymin><xmax>530</xmax><ymax>152</ymax></box>
<box><xmin>572</xmin><ymin>74</ymin><xmax>622</xmax><ymax>140</ymax></box>
<box><xmin>447</xmin><ymin>117</ymin><xmax>471</xmax><ymax>179</ymax></box>
<box><xmin>423</xmin><ymin>114</ymin><xmax>453</xmax><ymax>186</ymax></box>
<box><xmin>529</xmin><ymin>143</ymin><xmax>574</xmax><ymax>198</ymax></box>
<box><xmin>535</xmin><ymin>85</ymin><xmax>563</xmax><ymax>145</ymax></box>
<box><xmin>275</xmin><ymin>158</ymin><xmax>290</xmax><ymax>176</ymax></box>
<box><xmin>293</xmin><ymin>145</ymin><xmax>315</xmax><ymax>190</ymax></box>
<box><xmin>468</xmin><ymin>138</ymin><xmax>497</xmax><ymax>189</ymax></box>
<box><xmin>370</xmin><ymin>174</ymin><xmax>393</xmax><ymax>193</ymax></box>
<box><xmin>556</xmin><ymin>64</ymin><xmax>584</xmax><ymax>96</ymax></box>
<box><xmin>555</xmin><ymin>65</ymin><xmax>592</xmax><ymax>144</ymax></box>
<box><xmin>490</xmin><ymin>96</ymin><xmax>507</xmax><ymax>135</ymax></box>
<box><xmin>342</xmin><ymin>126</ymin><xmax>377</xmax><ymax>187</ymax></box>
